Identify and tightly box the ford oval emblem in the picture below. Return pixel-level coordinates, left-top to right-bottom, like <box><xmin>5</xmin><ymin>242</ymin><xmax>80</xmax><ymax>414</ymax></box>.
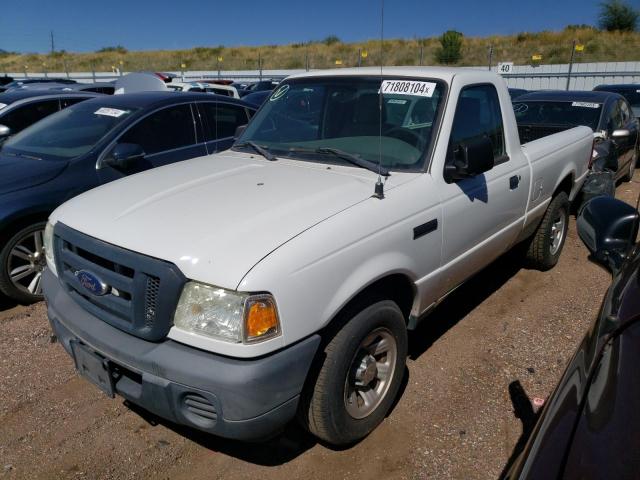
<box><xmin>75</xmin><ymin>270</ymin><xmax>110</xmax><ymax>296</ymax></box>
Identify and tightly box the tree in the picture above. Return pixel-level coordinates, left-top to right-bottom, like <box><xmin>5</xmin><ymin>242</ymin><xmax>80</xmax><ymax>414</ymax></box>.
<box><xmin>598</xmin><ymin>0</ymin><xmax>639</xmax><ymax>32</ymax></box>
<box><xmin>435</xmin><ymin>30</ymin><xmax>463</xmax><ymax>64</ymax></box>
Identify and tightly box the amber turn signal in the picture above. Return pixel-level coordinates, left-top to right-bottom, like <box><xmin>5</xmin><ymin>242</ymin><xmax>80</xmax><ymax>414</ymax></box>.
<box><xmin>244</xmin><ymin>296</ymin><xmax>280</xmax><ymax>342</ymax></box>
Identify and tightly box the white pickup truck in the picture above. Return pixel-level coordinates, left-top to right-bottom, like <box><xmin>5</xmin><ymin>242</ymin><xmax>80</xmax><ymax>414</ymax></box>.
<box><xmin>43</xmin><ymin>67</ymin><xmax>592</xmax><ymax>446</ymax></box>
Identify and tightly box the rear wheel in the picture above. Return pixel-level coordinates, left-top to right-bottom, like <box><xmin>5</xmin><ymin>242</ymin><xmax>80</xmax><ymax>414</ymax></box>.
<box><xmin>0</xmin><ymin>222</ymin><xmax>47</xmax><ymax>304</ymax></box>
<box><xmin>299</xmin><ymin>300</ymin><xmax>408</xmax><ymax>446</ymax></box>
<box><xmin>525</xmin><ymin>192</ymin><xmax>569</xmax><ymax>271</ymax></box>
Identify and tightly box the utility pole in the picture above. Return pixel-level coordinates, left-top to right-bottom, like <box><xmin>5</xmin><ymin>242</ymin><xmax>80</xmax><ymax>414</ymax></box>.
<box><xmin>50</xmin><ymin>31</ymin><xmax>55</xmax><ymax>54</ymax></box>
<box><xmin>566</xmin><ymin>39</ymin><xmax>576</xmax><ymax>91</ymax></box>
<box><xmin>419</xmin><ymin>45</ymin><xmax>424</xmax><ymax>66</ymax></box>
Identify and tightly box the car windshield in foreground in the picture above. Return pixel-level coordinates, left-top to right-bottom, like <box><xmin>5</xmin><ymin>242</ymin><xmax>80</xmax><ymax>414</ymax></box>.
<box><xmin>233</xmin><ymin>76</ymin><xmax>445</xmax><ymax>172</ymax></box>
<box><xmin>2</xmin><ymin>102</ymin><xmax>138</xmax><ymax>161</ymax></box>
<box><xmin>513</xmin><ymin>100</ymin><xmax>603</xmax><ymax>131</ymax></box>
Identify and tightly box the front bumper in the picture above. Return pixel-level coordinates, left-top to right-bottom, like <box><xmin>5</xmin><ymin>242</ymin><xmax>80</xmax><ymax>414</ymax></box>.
<box><xmin>43</xmin><ymin>269</ymin><xmax>320</xmax><ymax>441</ymax></box>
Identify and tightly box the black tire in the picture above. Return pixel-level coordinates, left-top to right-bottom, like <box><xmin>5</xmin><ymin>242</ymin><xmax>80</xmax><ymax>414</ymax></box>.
<box><xmin>525</xmin><ymin>192</ymin><xmax>569</xmax><ymax>271</ymax></box>
<box><xmin>0</xmin><ymin>222</ymin><xmax>47</xmax><ymax>304</ymax></box>
<box><xmin>298</xmin><ymin>300</ymin><xmax>408</xmax><ymax>446</ymax></box>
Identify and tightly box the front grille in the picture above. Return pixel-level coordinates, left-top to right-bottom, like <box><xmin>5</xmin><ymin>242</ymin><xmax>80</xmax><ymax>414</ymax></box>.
<box><xmin>144</xmin><ymin>276</ymin><xmax>161</xmax><ymax>328</ymax></box>
<box><xmin>53</xmin><ymin>223</ymin><xmax>186</xmax><ymax>341</ymax></box>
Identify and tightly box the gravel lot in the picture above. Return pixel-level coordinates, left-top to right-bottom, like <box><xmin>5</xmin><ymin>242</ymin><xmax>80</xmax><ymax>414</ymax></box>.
<box><xmin>1</xmin><ymin>176</ymin><xmax>638</xmax><ymax>480</ymax></box>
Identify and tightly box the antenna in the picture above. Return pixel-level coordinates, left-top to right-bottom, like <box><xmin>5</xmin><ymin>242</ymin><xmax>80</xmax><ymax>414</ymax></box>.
<box><xmin>374</xmin><ymin>0</ymin><xmax>385</xmax><ymax>199</ymax></box>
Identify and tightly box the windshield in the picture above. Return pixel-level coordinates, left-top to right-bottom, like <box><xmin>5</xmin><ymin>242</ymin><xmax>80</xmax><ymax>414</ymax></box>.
<box><xmin>513</xmin><ymin>100</ymin><xmax>603</xmax><ymax>130</ymax></box>
<box><xmin>234</xmin><ymin>76</ymin><xmax>445</xmax><ymax>171</ymax></box>
<box><xmin>2</xmin><ymin>102</ymin><xmax>138</xmax><ymax>161</ymax></box>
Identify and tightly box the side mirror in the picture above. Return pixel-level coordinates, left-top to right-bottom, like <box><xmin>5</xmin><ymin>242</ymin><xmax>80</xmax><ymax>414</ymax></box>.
<box><xmin>611</xmin><ymin>129</ymin><xmax>630</xmax><ymax>139</ymax></box>
<box><xmin>444</xmin><ymin>136</ymin><xmax>494</xmax><ymax>183</ymax></box>
<box><xmin>0</xmin><ymin>124</ymin><xmax>11</xmax><ymax>141</ymax></box>
<box><xmin>234</xmin><ymin>124</ymin><xmax>247</xmax><ymax>140</ymax></box>
<box><xmin>577</xmin><ymin>196</ymin><xmax>639</xmax><ymax>272</ymax></box>
<box><xmin>104</xmin><ymin>143</ymin><xmax>145</xmax><ymax>170</ymax></box>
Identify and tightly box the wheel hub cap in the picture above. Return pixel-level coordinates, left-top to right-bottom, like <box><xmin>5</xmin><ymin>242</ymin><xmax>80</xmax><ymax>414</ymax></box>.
<box><xmin>344</xmin><ymin>328</ymin><xmax>398</xmax><ymax>419</ymax></box>
<box><xmin>355</xmin><ymin>355</ymin><xmax>378</xmax><ymax>386</ymax></box>
<box><xmin>7</xmin><ymin>228</ymin><xmax>46</xmax><ymax>296</ymax></box>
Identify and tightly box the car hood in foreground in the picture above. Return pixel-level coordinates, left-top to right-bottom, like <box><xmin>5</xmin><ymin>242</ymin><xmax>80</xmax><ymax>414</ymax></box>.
<box><xmin>0</xmin><ymin>153</ymin><xmax>68</xmax><ymax>195</ymax></box>
<box><xmin>51</xmin><ymin>151</ymin><xmax>415</xmax><ymax>289</ymax></box>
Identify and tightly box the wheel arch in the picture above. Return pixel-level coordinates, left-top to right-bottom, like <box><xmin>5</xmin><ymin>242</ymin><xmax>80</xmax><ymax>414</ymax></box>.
<box><xmin>318</xmin><ymin>272</ymin><xmax>416</xmax><ymax>340</ymax></box>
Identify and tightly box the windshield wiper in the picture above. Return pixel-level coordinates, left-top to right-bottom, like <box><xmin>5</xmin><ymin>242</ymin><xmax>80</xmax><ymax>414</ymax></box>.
<box><xmin>234</xmin><ymin>141</ymin><xmax>276</xmax><ymax>161</ymax></box>
<box><xmin>316</xmin><ymin>147</ymin><xmax>389</xmax><ymax>176</ymax></box>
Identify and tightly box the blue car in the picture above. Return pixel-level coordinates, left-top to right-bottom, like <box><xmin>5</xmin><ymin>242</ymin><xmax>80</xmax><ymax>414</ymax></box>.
<box><xmin>0</xmin><ymin>90</ymin><xmax>101</xmax><ymax>138</ymax></box>
<box><xmin>0</xmin><ymin>92</ymin><xmax>257</xmax><ymax>303</ymax></box>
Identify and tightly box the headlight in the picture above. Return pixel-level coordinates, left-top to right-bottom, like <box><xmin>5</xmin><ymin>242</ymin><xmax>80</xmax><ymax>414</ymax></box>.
<box><xmin>43</xmin><ymin>221</ymin><xmax>57</xmax><ymax>277</ymax></box>
<box><xmin>173</xmin><ymin>281</ymin><xmax>280</xmax><ymax>344</ymax></box>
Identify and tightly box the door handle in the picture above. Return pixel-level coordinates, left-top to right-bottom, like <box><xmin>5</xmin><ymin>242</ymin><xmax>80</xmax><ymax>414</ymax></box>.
<box><xmin>509</xmin><ymin>175</ymin><xmax>521</xmax><ymax>190</ymax></box>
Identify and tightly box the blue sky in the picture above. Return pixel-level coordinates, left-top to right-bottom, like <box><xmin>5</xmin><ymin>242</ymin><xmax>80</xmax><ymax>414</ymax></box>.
<box><xmin>1</xmin><ymin>0</ymin><xmax>603</xmax><ymax>53</ymax></box>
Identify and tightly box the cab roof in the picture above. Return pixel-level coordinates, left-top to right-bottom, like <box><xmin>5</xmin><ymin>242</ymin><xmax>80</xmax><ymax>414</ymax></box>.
<box><xmin>286</xmin><ymin>66</ymin><xmax>497</xmax><ymax>83</ymax></box>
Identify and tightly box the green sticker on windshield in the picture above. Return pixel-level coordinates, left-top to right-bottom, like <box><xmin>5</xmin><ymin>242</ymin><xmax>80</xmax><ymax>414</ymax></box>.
<box><xmin>270</xmin><ymin>84</ymin><xmax>289</xmax><ymax>101</ymax></box>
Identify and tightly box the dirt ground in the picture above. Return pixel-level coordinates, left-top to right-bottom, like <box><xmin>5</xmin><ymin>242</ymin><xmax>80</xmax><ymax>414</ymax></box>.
<box><xmin>1</xmin><ymin>176</ymin><xmax>638</xmax><ymax>480</ymax></box>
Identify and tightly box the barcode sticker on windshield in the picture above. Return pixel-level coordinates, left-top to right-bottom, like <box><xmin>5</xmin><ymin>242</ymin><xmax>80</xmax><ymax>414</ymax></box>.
<box><xmin>571</xmin><ymin>102</ymin><xmax>600</xmax><ymax>108</ymax></box>
<box><xmin>381</xmin><ymin>80</ymin><xmax>436</xmax><ymax>97</ymax></box>
<box><xmin>94</xmin><ymin>107</ymin><xmax>128</xmax><ymax>117</ymax></box>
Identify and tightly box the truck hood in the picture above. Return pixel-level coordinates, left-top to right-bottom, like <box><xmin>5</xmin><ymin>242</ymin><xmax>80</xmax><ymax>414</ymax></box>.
<box><xmin>0</xmin><ymin>153</ymin><xmax>68</xmax><ymax>195</ymax></box>
<box><xmin>52</xmin><ymin>151</ymin><xmax>412</xmax><ymax>289</ymax></box>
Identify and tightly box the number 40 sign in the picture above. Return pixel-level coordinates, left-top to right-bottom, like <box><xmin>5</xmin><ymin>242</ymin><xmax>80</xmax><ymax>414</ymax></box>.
<box><xmin>498</xmin><ymin>62</ymin><xmax>514</xmax><ymax>75</ymax></box>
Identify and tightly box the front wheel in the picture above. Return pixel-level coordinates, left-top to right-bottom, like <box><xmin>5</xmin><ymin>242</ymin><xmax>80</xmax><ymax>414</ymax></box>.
<box><xmin>0</xmin><ymin>222</ymin><xmax>48</xmax><ymax>304</ymax></box>
<box><xmin>299</xmin><ymin>300</ymin><xmax>408</xmax><ymax>446</ymax></box>
<box><xmin>525</xmin><ymin>192</ymin><xmax>569</xmax><ymax>271</ymax></box>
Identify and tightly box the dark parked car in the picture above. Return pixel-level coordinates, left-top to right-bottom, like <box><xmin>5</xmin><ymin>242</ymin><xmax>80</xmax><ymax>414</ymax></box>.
<box><xmin>503</xmin><ymin>195</ymin><xmax>640</xmax><ymax>479</ymax></box>
<box><xmin>593</xmin><ymin>83</ymin><xmax>640</xmax><ymax>120</ymax></box>
<box><xmin>0</xmin><ymin>92</ymin><xmax>256</xmax><ymax>303</ymax></box>
<box><xmin>241</xmin><ymin>89</ymin><xmax>271</xmax><ymax>107</ymax></box>
<box><xmin>50</xmin><ymin>82</ymin><xmax>116</xmax><ymax>95</ymax></box>
<box><xmin>513</xmin><ymin>91</ymin><xmax>639</xmax><ymax>183</ymax></box>
<box><xmin>237</xmin><ymin>79</ymin><xmax>279</xmax><ymax>97</ymax></box>
<box><xmin>508</xmin><ymin>88</ymin><xmax>528</xmax><ymax>99</ymax></box>
<box><xmin>0</xmin><ymin>90</ymin><xmax>101</xmax><ymax>139</ymax></box>
<box><xmin>2</xmin><ymin>77</ymin><xmax>77</xmax><ymax>90</ymax></box>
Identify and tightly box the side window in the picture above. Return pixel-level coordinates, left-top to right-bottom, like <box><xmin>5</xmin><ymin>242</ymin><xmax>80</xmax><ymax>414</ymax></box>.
<box><xmin>619</xmin><ymin>100</ymin><xmax>631</xmax><ymax>124</ymax></box>
<box><xmin>60</xmin><ymin>97</ymin><xmax>90</xmax><ymax>109</ymax></box>
<box><xmin>1</xmin><ymin>99</ymin><xmax>59</xmax><ymax>133</ymax></box>
<box><xmin>119</xmin><ymin>104</ymin><xmax>196</xmax><ymax>155</ymax></box>
<box><xmin>607</xmin><ymin>104</ymin><xmax>623</xmax><ymax>132</ymax></box>
<box><xmin>199</xmin><ymin>102</ymin><xmax>249</xmax><ymax>141</ymax></box>
<box><xmin>449</xmin><ymin>84</ymin><xmax>506</xmax><ymax>161</ymax></box>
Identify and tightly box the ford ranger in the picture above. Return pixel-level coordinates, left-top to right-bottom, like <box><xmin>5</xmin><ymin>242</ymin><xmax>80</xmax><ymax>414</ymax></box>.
<box><xmin>43</xmin><ymin>67</ymin><xmax>593</xmax><ymax>446</ymax></box>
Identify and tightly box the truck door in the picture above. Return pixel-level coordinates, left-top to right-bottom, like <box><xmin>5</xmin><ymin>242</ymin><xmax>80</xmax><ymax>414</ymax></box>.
<box><xmin>437</xmin><ymin>83</ymin><xmax>530</xmax><ymax>295</ymax></box>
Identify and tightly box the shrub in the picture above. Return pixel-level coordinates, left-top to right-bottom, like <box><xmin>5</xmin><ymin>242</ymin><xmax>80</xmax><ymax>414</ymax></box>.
<box><xmin>323</xmin><ymin>35</ymin><xmax>341</xmax><ymax>46</ymax></box>
<box><xmin>96</xmin><ymin>45</ymin><xmax>128</xmax><ymax>54</ymax></box>
<box><xmin>435</xmin><ymin>30</ymin><xmax>463</xmax><ymax>64</ymax></box>
<box><xmin>598</xmin><ymin>0</ymin><xmax>639</xmax><ymax>32</ymax></box>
